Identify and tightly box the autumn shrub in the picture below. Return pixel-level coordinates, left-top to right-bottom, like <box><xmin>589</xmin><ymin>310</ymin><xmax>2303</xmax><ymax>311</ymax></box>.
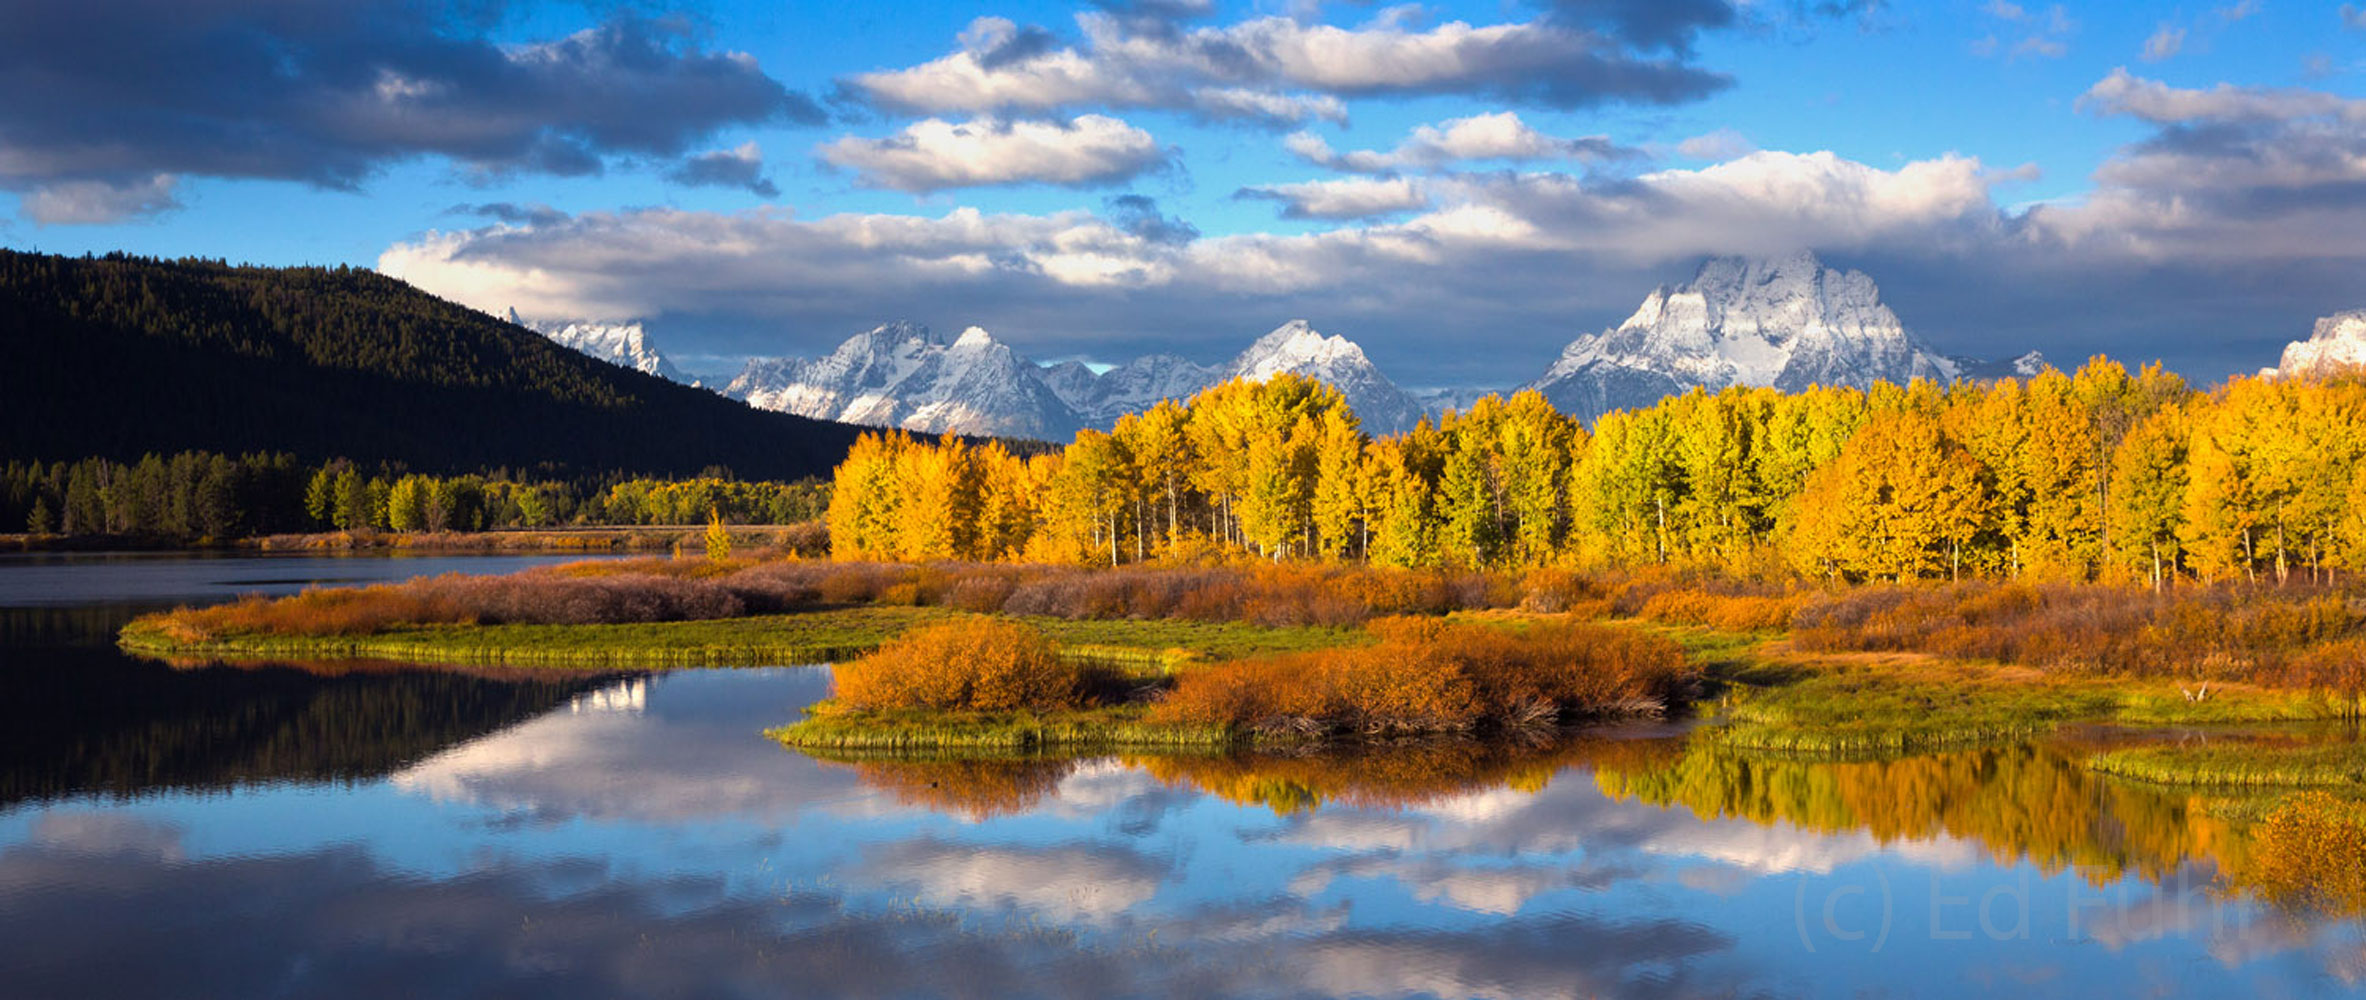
<box><xmin>148</xmin><ymin>570</ymin><xmax>745</xmax><ymax>639</ymax></box>
<box><xmin>1153</xmin><ymin>617</ymin><xmax>1686</xmax><ymax>736</ymax></box>
<box><xmin>1516</xmin><ymin>568</ymin><xmax>1602</xmax><ymax>614</ymax></box>
<box><xmin>946</xmin><ymin>573</ymin><xmax>1019</xmax><ymax>613</ymax></box>
<box><xmin>831</xmin><ymin>619</ymin><xmax>1082</xmax><ymax>712</ymax></box>
<box><xmin>1788</xmin><ymin>580</ymin><xmax>2366</xmax><ymax>686</ymax></box>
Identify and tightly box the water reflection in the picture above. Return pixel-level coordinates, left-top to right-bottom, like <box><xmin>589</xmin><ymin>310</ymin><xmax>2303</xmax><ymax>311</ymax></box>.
<box><xmin>9</xmin><ymin>664</ymin><xmax>2366</xmax><ymax>997</ymax></box>
<box><xmin>9</xmin><ymin>549</ymin><xmax>2366</xmax><ymax>998</ymax></box>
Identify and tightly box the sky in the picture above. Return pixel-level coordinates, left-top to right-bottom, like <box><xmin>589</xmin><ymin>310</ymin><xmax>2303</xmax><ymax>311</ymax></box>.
<box><xmin>5</xmin><ymin>0</ymin><xmax>2365</xmax><ymax>389</ymax></box>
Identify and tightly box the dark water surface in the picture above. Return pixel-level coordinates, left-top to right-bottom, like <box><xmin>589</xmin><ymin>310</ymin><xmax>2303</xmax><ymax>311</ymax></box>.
<box><xmin>3</xmin><ymin>554</ymin><xmax>2364</xmax><ymax>998</ymax></box>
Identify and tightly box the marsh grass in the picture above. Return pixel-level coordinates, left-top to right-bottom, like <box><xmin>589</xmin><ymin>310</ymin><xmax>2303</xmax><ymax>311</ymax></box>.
<box><xmin>121</xmin><ymin>605</ymin><xmax>1360</xmax><ymax>669</ymax></box>
<box><xmin>2087</xmin><ymin>738</ymin><xmax>2366</xmax><ymax>788</ymax></box>
<box><xmin>771</xmin><ymin>702</ymin><xmax>1240</xmax><ymax>751</ymax></box>
<box><xmin>1709</xmin><ymin>646</ymin><xmax>2341</xmax><ymax>754</ymax></box>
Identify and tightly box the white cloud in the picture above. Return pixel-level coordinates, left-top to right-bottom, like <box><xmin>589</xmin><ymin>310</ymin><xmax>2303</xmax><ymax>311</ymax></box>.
<box><xmin>2140</xmin><ymin>23</ymin><xmax>2184</xmax><ymax>62</ymax></box>
<box><xmin>2079</xmin><ymin>68</ymin><xmax>2366</xmax><ymax>125</ymax></box>
<box><xmin>848</xmin><ymin>10</ymin><xmax>1728</xmax><ymax>127</ymax></box>
<box><xmin>1675</xmin><ymin>128</ymin><xmax>1755</xmax><ymax>160</ymax></box>
<box><xmin>2038</xmin><ymin>73</ymin><xmax>2366</xmax><ymax>261</ymax></box>
<box><xmin>1285</xmin><ymin>111</ymin><xmax>1631</xmax><ymax>173</ymax></box>
<box><xmin>1238</xmin><ymin>176</ymin><xmax>1432</xmax><ymax>219</ymax></box>
<box><xmin>819</xmin><ymin>115</ymin><xmax>1169</xmax><ymax>193</ymax></box>
<box><xmin>19</xmin><ymin>174</ymin><xmax>180</xmax><ymax>224</ymax></box>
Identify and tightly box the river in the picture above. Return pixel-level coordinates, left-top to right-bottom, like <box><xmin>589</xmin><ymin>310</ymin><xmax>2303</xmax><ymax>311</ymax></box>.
<box><xmin>1</xmin><ymin>552</ymin><xmax>2361</xmax><ymax>998</ymax></box>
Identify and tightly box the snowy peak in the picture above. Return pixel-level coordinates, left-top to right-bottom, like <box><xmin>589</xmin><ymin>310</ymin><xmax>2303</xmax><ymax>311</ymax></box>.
<box><xmin>1228</xmin><ymin>320</ymin><xmax>1370</xmax><ymax>379</ymax></box>
<box><xmin>1525</xmin><ymin>252</ymin><xmax>1961</xmax><ymax>423</ymax></box>
<box><xmin>724</xmin><ymin>322</ymin><xmax>1081</xmax><ymax>440</ymax></box>
<box><xmin>514</xmin><ymin>310</ymin><xmax>686</xmax><ymax>382</ymax></box>
<box><xmin>1222</xmin><ymin>321</ymin><xmax>1423</xmax><ymax>433</ymax></box>
<box><xmin>2263</xmin><ymin>310</ymin><xmax>2366</xmax><ymax>378</ymax></box>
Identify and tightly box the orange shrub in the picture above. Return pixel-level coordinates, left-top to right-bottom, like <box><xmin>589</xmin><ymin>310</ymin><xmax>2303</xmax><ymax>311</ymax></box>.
<box><xmin>1153</xmin><ymin>616</ymin><xmax>1687</xmax><ymax>736</ymax></box>
<box><xmin>831</xmin><ymin>619</ymin><xmax>1081</xmax><ymax>712</ymax></box>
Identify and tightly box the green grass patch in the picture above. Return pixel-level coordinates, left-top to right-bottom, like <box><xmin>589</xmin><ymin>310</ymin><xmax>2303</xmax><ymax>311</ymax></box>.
<box><xmin>120</xmin><ymin>605</ymin><xmax>1368</xmax><ymax>669</ymax></box>
<box><xmin>770</xmin><ymin>701</ymin><xmax>1243</xmax><ymax>751</ymax></box>
<box><xmin>2087</xmin><ymin>739</ymin><xmax>2366</xmax><ymax>788</ymax></box>
<box><xmin>1710</xmin><ymin>654</ymin><xmax>2342</xmax><ymax>755</ymax></box>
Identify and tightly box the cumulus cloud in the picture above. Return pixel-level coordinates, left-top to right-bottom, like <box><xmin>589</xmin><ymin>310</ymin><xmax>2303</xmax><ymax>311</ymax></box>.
<box><xmin>0</xmin><ymin>0</ymin><xmax>818</xmax><ymax>222</ymax></box>
<box><xmin>1237</xmin><ymin>176</ymin><xmax>1433</xmax><ymax>219</ymax></box>
<box><xmin>1675</xmin><ymin>128</ymin><xmax>1755</xmax><ymax>160</ymax></box>
<box><xmin>1535</xmin><ymin>0</ymin><xmax>1736</xmax><ymax>54</ymax></box>
<box><xmin>666</xmin><ymin>142</ymin><xmax>779</xmax><ymax>197</ymax></box>
<box><xmin>377</xmin><ymin>147</ymin><xmax>2038</xmax><ymax>381</ymax></box>
<box><xmin>1286</xmin><ymin>112</ymin><xmax>1635</xmax><ymax>173</ymax></box>
<box><xmin>846</xmin><ymin>9</ymin><xmax>1731</xmax><ymax>128</ymax></box>
<box><xmin>1102</xmin><ymin>193</ymin><xmax>1200</xmax><ymax>244</ymax></box>
<box><xmin>2141</xmin><ymin>23</ymin><xmax>2185</xmax><ymax>62</ymax></box>
<box><xmin>819</xmin><ymin>115</ymin><xmax>1170</xmax><ymax>193</ymax></box>
<box><xmin>2036</xmin><ymin>72</ymin><xmax>2366</xmax><ymax>261</ymax></box>
<box><xmin>18</xmin><ymin>174</ymin><xmax>180</xmax><ymax>225</ymax></box>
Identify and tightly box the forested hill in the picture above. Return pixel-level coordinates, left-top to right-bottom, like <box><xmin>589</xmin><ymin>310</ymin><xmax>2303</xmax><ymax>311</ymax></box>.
<box><xmin>0</xmin><ymin>249</ymin><xmax>868</xmax><ymax>479</ymax></box>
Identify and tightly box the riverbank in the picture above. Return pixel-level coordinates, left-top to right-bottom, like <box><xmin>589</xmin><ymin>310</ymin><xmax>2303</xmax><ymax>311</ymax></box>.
<box><xmin>121</xmin><ymin>604</ymin><xmax>1365</xmax><ymax>669</ymax></box>
<box><xmin>111</xmin><ymin>554</ymin><xmax>2366</xmax><ymax>770</ymax></box>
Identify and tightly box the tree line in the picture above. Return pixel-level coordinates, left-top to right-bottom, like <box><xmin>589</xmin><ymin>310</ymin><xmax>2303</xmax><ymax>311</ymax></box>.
<box><xmin>4</xmin><ymin>451</ymin><xmax>829</xmax><ymax>540</ymax></box>
<box><xmin>826</xmin><ymin>361</ymin><xmax>2366</xmax><ymax>585</ymax></box>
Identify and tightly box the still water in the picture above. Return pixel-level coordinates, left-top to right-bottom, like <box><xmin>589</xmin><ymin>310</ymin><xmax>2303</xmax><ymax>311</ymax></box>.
<box><xmin>2</xmin><ymin>554</ymin><xmax>2363</xmax><ymax>998</ymax></box>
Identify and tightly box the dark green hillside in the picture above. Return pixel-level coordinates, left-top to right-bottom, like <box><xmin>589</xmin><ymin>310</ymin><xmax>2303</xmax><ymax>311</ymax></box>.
<box><xmin>0</xmin><ymin>249</ymin><xmax>866</xmax><ymax>479</ymax></box>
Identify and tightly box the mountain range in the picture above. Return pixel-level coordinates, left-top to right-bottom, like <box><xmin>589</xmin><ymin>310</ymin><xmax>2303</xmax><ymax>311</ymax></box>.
<box><xmin>0</xmin><ymin>250</ymin><xmax>868</xmax><ymax>479</ymax></box>
<box><xmin>719</xmin><ymin>318</ymin><xmax>1427</xmax><ymax>439</ymax></box>
<box><xmin>530</xmin><ymin>251</ymin><xmax>2053</xmax><ymax>437</ymax></box>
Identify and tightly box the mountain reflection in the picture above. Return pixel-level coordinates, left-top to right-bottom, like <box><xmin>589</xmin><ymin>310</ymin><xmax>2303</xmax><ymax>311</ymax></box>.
<box><xmin>0</xmin><ymin>648</ymin><xmax>617</xmax><ymax>807</ymax></box>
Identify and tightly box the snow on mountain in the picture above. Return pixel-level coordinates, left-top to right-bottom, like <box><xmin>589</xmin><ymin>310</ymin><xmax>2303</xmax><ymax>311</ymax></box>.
<box><xmin>1042</xmin><ymin>353</ymin><xmax>1220</xmax><ymax>427</ymax></box>
<box><xmin>723</xmin><ymin>318</ymin><xmax>1426</xmax><ymax>439</ymax></box>
<box><xmin>2262</xmin><ymin>310</ymin><xmax>2366</xmax><ymax>378</ymax></box>
<box><xmin>1524</xmin><ymin>252</ymin><xmax>1960</xmax><ymax>423</ymax></box>
<box><xmin>724</xmin><ymin>322</ymin><xmax>1082</xmax><ymax>440</ymax></box>
<box><xmin>1951</xmin><ymin>350</ymin><xmax>2050</xmax><ymax>381</ymax></box>
<box><xmin>1415</xmin><ymin>386</ymin><xmax>1493</xmax><ymax>417</ymax></box>
<box><xmin>1219</xmin><ymin>320</ymin><xmax>1426</xmax><ymax>433</ymax></box>
<box><xmin>514</xmin><ymin>310</ymin><xmax>686</xmax><ymax>382</ymax></box>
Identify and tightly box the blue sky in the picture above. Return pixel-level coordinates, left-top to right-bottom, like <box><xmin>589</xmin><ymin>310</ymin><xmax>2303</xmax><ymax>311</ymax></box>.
<box><xmin>5</xmin><ymin>0</ymin><xmax>2364</xmax><ymax>387</ymax></box>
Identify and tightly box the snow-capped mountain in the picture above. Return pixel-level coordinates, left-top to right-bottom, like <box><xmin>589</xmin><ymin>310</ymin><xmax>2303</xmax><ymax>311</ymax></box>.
<box><xmin>1042</xmin><ymin>354</ymin><xmax>1219</xmax><ymax>427</ymax></box>
<box><xmin>724</xmin><ymin>322</ymin><xmax>1083</xmax><ymax>440</ymax></box>
<box><xmin>1952</xmin><ymin>350</ymin><xmax>2050</xmax><ymax>381</ymax></box>
<box><xmin>2261</xmin><ymin>310</ymin><xmax>2366</xmax><ymax>378</ymax></box>
<box><xmin>722</xmin><ymin>319</ymin><xmax>1427</xmax><ymax>439</ymax></box>
<box><xmin>513</xmin><ymin>311</ymin><xmax>686</xmax><ymax>382</ymax></box>
<box><xmin>1220</xmin><ymin>321</ymin><xmax>1426</xmax><ymax>433</ymax></box>
<box><xmin>1524</xmin><ymin>252</ymin><xmax>1960</xmax><ymax>423</ymax></box>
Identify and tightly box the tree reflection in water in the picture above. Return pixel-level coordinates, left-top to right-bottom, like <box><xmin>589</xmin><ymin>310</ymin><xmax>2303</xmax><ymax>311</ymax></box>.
<box><xmin>807</xmin><ymin>728</ymin><xmax>2366</xmax><ymax>920</ymax></box>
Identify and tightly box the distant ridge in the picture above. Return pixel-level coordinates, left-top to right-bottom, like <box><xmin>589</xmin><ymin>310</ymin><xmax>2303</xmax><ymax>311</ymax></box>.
<box><xmin>0</xmin><ymin>249</ymin><xmax>869</xmax><ymax>479</ymax></box>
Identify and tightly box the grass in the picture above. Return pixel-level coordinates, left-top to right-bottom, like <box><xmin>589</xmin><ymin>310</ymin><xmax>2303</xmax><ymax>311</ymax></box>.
<box><xmin>2087</xmin><ymin>738</ymin><xmax>2366</xmax><ymax>788</ymax></box>
<box><xmin>1704</xmin><ymin>641</ymin><xmax>2343</xmax><ymax>755</ymax></box>
<box><xmin>769</xmin><ymin>702</ymin><xmax>1243</xmax><ymax>751</ymax></box>
<box><xmin>120</xmin><ymin>604</ymin><xmax>1366</xmax><ymax>669</ymax></box>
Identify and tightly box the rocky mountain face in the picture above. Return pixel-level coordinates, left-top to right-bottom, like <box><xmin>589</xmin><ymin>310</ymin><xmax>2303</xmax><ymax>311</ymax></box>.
<box><xmin>724</xmin><ymin>323</ymin><xmax>1084</xmax><ymax>440</ymax></box>
<box><xmin>1041</xmin><ymin>353</ymin><xmax>1218</xmax><ymax>428</ymax></box>
<box><xmin>2262</xmin><ymin>310</ymin><xmax>2366</xmax><ymax>378</ymax></box>
<box><xmin>1219</xmin><ymin>321</ymin><xmax>1427</xmax><ymax>434</ymax></box>
<box><xmin>513</xmin><ymin>311</ymin><xmax>686</xmax><ymax>383</ymax></box>
<box><xmin>1523</xmin><ymin>252</ymin><xmax>1961</xmax><ymax>423</ymax></box>
<box><xmin>723</xmin><ymin>319</ymin><xmax>1429</xmax><ymax>439</ymax></box>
